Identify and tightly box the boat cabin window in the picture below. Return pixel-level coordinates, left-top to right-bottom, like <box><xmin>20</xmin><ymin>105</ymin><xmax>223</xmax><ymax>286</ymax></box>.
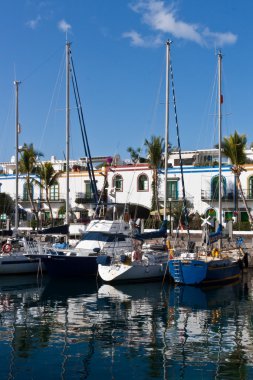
<box><xmin>80</xmin><ymin>231</ymin><xmax>126</xmax><ymax>242</ymax></box>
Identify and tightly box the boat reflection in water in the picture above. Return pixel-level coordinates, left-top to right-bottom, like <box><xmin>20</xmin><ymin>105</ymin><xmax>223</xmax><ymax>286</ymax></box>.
<box><xmin>0</xmin><ymin>274</ymin><xmax>44</xmax><ymax>311</ymax></box>
<box><xmin>168</xmin><ymin>280</ymin><xmax>242</xmax><ymax>310</ymax></box>
<box><xmin>0</xmin><ymin>273</ymin><xmax>252</xmax><ymax>379</ymax></box>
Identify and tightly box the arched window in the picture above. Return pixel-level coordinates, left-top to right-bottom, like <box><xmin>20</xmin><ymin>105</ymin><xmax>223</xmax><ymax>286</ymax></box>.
<box><xmin>50</xmin><ymin>183</ymin><xmax>59</xmax><ymax>201</ymax></box>
<box><xmin>248</xmin><ymin>176</ymin><xmax>253</xmax><ymax>199</ymax></box>
<box><xmin>23</xmin><ymin>183</ymin><xmax>33</xmax><ymax>201</ymax></box>
<box><xmin>137</xmin><ymin>174</ymin><xmax>148</xmax><ymax>191</ymax></box>
<box><xmin>113</xmin><ymin>175</ymin><xmax>123</xmax><ymax>191</ymax></box>
<box><xmin>211</xmin><ymin>175</ymin><xmax>226</xmax><ymax>199</ymax></box>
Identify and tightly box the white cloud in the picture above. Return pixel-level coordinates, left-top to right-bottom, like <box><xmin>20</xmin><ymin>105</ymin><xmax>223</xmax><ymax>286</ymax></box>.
<box><xmin>58</xmin><ymin>19</ymin><xmax>72</xmax><ymax>33</ymax></box>
<box><xmin>127</xmin><ymin>0</ymin><xmax>237</xmax><ymax>48</ymax></box>
<box><xmin>123</xmin><ymin>30</ymin><xmax>145</xmax><ymax>46</ymax></box>
<box><xmin>203</xmin><ymin>28</ymin><xmax>238</xmax><ymax>47</ymax></box>
<box><xmin>26</xmin><ymin>16</ymin><xmax>41</xmax><ymax>29</ymax></box>
<box><xmin>122</xmin><ymin>30</ymin><xmax>162</xmax><ymax>47</ymax></box>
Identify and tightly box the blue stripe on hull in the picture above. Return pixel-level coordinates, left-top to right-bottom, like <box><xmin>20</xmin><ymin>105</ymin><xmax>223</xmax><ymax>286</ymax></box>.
<box><xmin>42</xmin><ymin>255</ymin><xmax>98</xmax><ymax>277</ymax></box>
<box><xmin>169</xmin><ymin>259</ymin><xmax>241</xmax><ymax>285</ymax></box>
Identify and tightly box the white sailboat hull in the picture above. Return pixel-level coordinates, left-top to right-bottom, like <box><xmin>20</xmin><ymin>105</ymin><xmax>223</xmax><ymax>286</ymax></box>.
<box><xmin>98</xmin><ymin>261</ymin><xmax>166</xmax><ymax>283</ymax></box>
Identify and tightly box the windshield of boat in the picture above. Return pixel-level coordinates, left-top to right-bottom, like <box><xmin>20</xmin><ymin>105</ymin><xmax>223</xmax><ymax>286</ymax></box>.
<box><xmin>80</xmin><ymin>231</ymin><xmax>127</xmax><ymax>242</ymax></box>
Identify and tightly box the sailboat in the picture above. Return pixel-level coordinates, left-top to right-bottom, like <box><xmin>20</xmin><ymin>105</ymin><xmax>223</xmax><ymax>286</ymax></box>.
<box><xmin>0</xmin><ymin>82</ymin><xmax>42</xmax><ymax>275</ymax></box>
<box><xmin>168</xmin><ymin>51</ymin><xmax>243</xmax><ymax>286</ymax></box>
<box><xmin>30</xmin><ymin>42</ymin><xmax>139</xmax><ymax>278</ymax></box>
<box><xmin>97</xmin><ymin>41</ymin><xmax>172</xmax><ymax>283</ymax></box>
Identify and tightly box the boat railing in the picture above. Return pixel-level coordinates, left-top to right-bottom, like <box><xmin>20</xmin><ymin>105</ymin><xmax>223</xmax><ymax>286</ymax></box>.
<box><xmin>22</xmin><ymin>238</ymin><xmax>49</xmax><ymax>256</ymax></box>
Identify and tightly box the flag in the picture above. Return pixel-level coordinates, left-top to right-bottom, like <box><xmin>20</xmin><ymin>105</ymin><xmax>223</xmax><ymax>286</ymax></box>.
<box><xmin>208</xmin><ymin>224</ymin><xmax>222</xmax><ymax>245</ymax></box>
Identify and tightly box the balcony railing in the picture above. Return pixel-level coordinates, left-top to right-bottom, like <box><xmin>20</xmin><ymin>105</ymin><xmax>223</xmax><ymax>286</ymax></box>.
<box><xmin>75</xmin><ymin>192</ymin><xmax>95</xmax><ymax>204</ymax></box>
<box><xmin>239</xmin><ymin>189</ymin><xmax>253</xmax><ymax>201</ymax></box>
<box><xmin>202</xmin><ymin>189</ymin><xmax>253</xmax><ymax>202</ymax></box>
<box><xmin>18</xmin><ymin>195</ymin><xmax>65</xmax><ymax>203</ymax></box>
<box><xmin>159</xmin><ymin>191</ymin><xmax>194</xmax><ymax>203</ymax></box>
<box><xmin>201</xmin><ymin>190</ymin><xmax>234</xmax><ymax>202</ymax></box>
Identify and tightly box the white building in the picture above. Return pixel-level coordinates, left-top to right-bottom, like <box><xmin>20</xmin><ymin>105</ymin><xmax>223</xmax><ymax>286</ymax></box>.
<box><xmin>0</xmin><ymin>148</ymin><xmax>253</xmax><ymax>228</ymax></box>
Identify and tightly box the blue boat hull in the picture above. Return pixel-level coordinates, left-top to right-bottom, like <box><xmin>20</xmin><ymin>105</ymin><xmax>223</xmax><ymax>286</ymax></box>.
<box><xmin>168</xmin><ymin>258</ymin><xmax>241</xmax><ymax>285</ymax></box>
<box><xmin>41</xmin><ymin>255</ymin><xmax>98</xmax><ymax>277</ymax></box>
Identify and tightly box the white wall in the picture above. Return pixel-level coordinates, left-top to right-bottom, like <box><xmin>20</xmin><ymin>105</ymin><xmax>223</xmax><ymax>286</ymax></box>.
<box><xmin>1</xmin><ymin>160</ymin><xmax>253</xmax><ymax>224</ymax></box>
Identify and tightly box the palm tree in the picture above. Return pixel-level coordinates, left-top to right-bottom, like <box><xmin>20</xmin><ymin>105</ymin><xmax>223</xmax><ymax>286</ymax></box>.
<box><xmin>127</xmin><ymin>146</ymin><xmax>147</xmax><ymax>163</ymax></box>
<box><xmin>19</xmin><ymin>143</ymin><xmax>43</xmax><ymax>228</ymax></box>
<box><xmin>34</xmin><ymin>162</ymin><xmax>62</xmax><ymax>226</ymax></box>
<box><xmin>221</xmin><ymin>131</ymin><xmax>253</xmax><ymax>225</ymax></box>
<box><xmin>144</xmin><ymin>135</ymin><xmax>165</xmax><ymax>214</ymax></box>
<box><xmin>127</xmin><ymin>146</ymin><xmax>142</xmax><ymax>163</ymax></box>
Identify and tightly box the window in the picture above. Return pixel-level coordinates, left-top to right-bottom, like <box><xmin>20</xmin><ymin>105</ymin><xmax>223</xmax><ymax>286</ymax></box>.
<box><xmin>138</xmin><ymin>174</ymin><xmax>148</xmax><ymax>191</ymax></box>
<box><xmin>113</xmin><ymin>175</ymin><xmax>123</xmax><ymax>191</ymax></box>
<box><xmin>248</xmin><ymin>176</ymin><xmax>253</xmax><ymax>199</ymax></box>
<box><xmin>211</xmin><ymin>175</ymin><xmax>226</xmax><ymax>199</ymax></box>
<box><xmin>23</xmin><ymin>183</ymin><xmax>33</xmax><ymax>201</ymax></box>
<box><xmin>50</xmin><ymin>183</ymin><xmax>59</xmax><ymax>201</ymax></box>
<box><xmin>167</xmin><ymin>180</ymin><xmax>178</xmax><ymax>200</ymax></box>
<box><xmin>241</xmin><ymin>211</ymin><xmax>249</xmax><ymax>222</ymax></box>
<box><xmin>224</xmin><ymin>211</ymin><xmax>233</xmax><ymax>222</ymax></box>
<box><xmin>84</xmin><ymin>181</ymin><xmax>92</xmax><ymax>198</ymax></box>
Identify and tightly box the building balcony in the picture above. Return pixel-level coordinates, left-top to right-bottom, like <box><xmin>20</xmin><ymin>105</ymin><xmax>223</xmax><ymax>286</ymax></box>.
<box><xmin>202</xmin><ymin>189</ymin><xmax>253</xmax><ymax>202</ymax></box>
<box><xmin>239</xmin><ymin>189</ymin><xmax>253</xmax><ymax>201</ymax></box>
<box><xmin>75</xmin><ymin>190</ymin><xmax>104</xmax><ymax>204</ymax></box>
<box><xmin>201</xmin><ymin>190</ymin><xmax>234</xmax><ymax>202</ymax></box>
<box><xmin>75</xmin><ymin>192</ymin><xmax>95</xmax><ymax>204</ymax></box>
<box><xmin>159</xmin><ymin>191</ymin><xmax>194</xmax><ymax>204</ymax></box>
<box><xmin>19</xmin><ymin>195</ymin><xmax>66</xmax><ymax>205</ymax></box>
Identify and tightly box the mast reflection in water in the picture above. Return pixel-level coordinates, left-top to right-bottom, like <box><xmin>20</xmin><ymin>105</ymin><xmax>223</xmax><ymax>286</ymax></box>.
<box><xmin>0</xmin><ymin>272</ymin><xmax>252</xmax><ymax>379</ymax></box>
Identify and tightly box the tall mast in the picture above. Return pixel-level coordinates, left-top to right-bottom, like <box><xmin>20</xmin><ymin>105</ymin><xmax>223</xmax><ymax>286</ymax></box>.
<box><xmin>65</xmin><ymin>41</ymin><xmax>70</xmax><ymax>225</ymax></box>
<box><xmin>217</xmin><ymin>50</ymin><xmax>223</xmax><ymax>249</ymax></box>
<box><xmin>218</xmin><ymin>51</ymin><xmax>222</xmax><ymax>230</ymax></box>
<box><xmin>14</xmin><ymin>80</ymin><xmax>21</xmax><ymax>234</ymax></box>
<box><xmin>164</xmin><ymin>40</ymin><xmax>171</xmax><ymax>221</ymax></box>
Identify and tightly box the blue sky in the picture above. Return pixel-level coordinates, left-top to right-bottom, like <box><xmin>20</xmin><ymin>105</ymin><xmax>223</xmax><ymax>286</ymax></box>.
<box><xmin>0</xmin><ymin>0</ymin><xmax>252</xmax><ymax>163</ymax></box>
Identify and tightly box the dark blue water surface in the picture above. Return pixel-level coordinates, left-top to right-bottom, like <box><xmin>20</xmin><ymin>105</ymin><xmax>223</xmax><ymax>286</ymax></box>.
<box><xmin>0</xmin><ymin>270</ymin><xmax>253</xmax><ymax>380</ymax></box>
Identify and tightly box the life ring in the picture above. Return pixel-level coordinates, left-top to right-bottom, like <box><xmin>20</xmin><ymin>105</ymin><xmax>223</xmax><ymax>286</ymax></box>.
<box><xmin>2</xmin><ymin>243</ymin><xmax>12</xmax><ymax>254</ymax></box>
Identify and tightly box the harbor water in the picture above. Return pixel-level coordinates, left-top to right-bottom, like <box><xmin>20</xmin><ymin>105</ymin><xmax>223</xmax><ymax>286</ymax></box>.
<box><xmin>0</xmin><ymin>271</ymin><xmax>253</xmax><ymax>379</ymax></box>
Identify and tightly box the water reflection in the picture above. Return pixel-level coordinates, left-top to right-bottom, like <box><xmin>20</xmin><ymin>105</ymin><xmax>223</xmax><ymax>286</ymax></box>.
<box><xmin>0</xmin><ymin>273</ymin><xmax>252</xmax><ymax>379</ymax></box>
<box><xmin>164</xmin><ymin>277</ymin><xmax>252</xmax><ymax>380</ymax></box>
